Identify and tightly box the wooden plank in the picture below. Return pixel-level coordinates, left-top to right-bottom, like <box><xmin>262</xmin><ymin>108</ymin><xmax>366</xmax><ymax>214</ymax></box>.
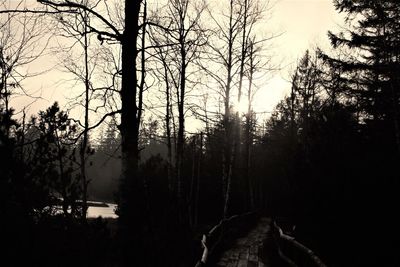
<box><xmin>247</xmin><ymin>261</ymin><xmax>258</xmax><ymax>267</ymax></box>
<box><xmin>237</xmin><ymin>259</ymin><xmax>248</xmax><ymax>267</ymax></box>
<box><xmin>212</xmin><ymin>217</ymin><xmax>271</xmax><ymax>267</ymax></box>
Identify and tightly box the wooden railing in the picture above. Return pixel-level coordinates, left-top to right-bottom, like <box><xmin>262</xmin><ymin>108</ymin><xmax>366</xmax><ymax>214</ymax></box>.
<box><xmin>194</xmin><ymin>214</ymin><xmax>328</xmax><ymax>267</ymax></box>
<box><xmin>272</xmin><ymin>220</ymin><xmax>328</xmax><ymax>267</ymax></box>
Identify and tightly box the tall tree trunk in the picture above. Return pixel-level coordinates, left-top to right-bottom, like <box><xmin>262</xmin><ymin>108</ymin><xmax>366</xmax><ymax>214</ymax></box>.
<box><xmin>188</xmin><ymin>136</ymin><xmax>196</xmax><ymax>228</ymax></box>
<box><xmin>80</xmin><ymin>8</ymin><xmax>89</xmax><ymax>222</ymax></box>
<box><xmin>176</xmin><ymin>66</ymin><xmax>185</xmax><ymax>210</ymax></box>
<box><xmin>0</xmin><ymin>61</ymin><xmax>10</xmax><ymax>137</ymax></box>
<box><xmin>245</xmin><ymin>48</ymin><xmax>255</xmax><ymax>210</ymax></box>
<box><xmin>222</xmin><ymin>0</ymin><xmax>235</xmax><ymax>219</ymax></box>
<box><xmin>194</xmin><ymin>132</ymin><xmax>203</xmax><ymax>227</ymax></box>
<box><xmin>176</xmin><ymin>11</ymin><xmax>187</xmax><ymax>224</ymax></box>
<box><xmin>118</xmin><ymin>1</ymin><xmax>145</xmax><ymax>266</ymax></box>
<box><xmin>237</xmin><ymin>0</ymin><xmax>248</xmax><ymax>104</ymax></box>
<box><xmin>164</xmin><ymin>59</ymin><xmax>173</xmax><ymax>195</ymax></box>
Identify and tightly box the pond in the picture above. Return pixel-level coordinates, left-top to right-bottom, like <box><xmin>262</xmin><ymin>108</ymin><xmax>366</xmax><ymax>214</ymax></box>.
<box><xmin>53</xmin><ymin>201</ymin><xmax>118</xmax><ymax>219</ymax></box>
<box><xmin>87</xmin><ymin>202</ymin><xmax>118</xmax><ymax>218</ymax></box>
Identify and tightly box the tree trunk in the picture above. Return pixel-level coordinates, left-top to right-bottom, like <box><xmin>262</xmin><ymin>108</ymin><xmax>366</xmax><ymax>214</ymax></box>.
<box><xmin>245</xmin><ymin>54</ymin><xmax>255</xmax><ymax>210</ymax></box>
<box><xmin>237</xmin><ymin>0</ymin><xmax>248</xmax><ymax>104</ymax></box>
<box><xmin>118</xmin><ymin>1</ymin><xmax>145</xmax><ymax>266</ymax></box>
<box><xmin>222</xmin><ymin>0</ymin><xmax>235</xmax><ymax>219</ymax></box>
<box><xmin>194</xmin><ymin>132</ymin><xmax>203</xmax><ymax>227</ymax></box>
<box><xmin>164</xmin><ymin>59</ymin><xmax>173</xmax><ymax>195</ymax></box>
<box><xmin>80</xmin><ymin>8</ymin><xmax>90</xmax><ymax>222</ymax></box>
<box><xmin>188</xmin><ymin>136</ymin><xmax>196</xmax><ymax>228</ymax></box>
<box><xmin>176</xmin><ymin>14</ymin><xmax>187</xmax><ymax>225</ymax></box>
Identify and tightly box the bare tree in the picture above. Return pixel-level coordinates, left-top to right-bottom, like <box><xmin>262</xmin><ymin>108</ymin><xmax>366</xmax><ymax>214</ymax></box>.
<box><xmin>207</xmin><ymin>0</ymin><xmax>243</xmax><ymax>218</ymax></box>
<box><xmin>50</xmin><ymin>1</ymin><xmax>94</xmax><ymax>221</ymax></box>
<box><xmin>21</xmin><ymin>0</ymin><xmax>147</xmax><ymax>264</ymax></box>
<box><xmin>0</xmin><ymin>0</ymin><xmax>49</xmax><ymax>135</ymax></box>
<box><xmin>243</xmin><ymin>38</ymin><xmax>262</xmax><ymax>209</ymax></box>
<box><xmin>149</xmin><ymin>0</ymin><xmax>207</xmax><ymax>225</ymax></box>
<box><xmin>149</xmin><ymin>41</ymin><xmax>175</xmax><ymax>193</ymax></box>
<box><xmin>203</xmin><ymin>0</ymin><xmax>266</xmax><ymax>217</ymax></box>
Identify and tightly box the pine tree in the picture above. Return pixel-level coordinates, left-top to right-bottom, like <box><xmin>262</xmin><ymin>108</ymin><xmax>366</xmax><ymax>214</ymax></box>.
<box><xmin>320</xmin><ymin>3</ymin><xmax>400</xmax><ymax>264</ymax></box>
<box><xmin>323</xmin><ymin>0</ymin><xmax>400</xmax><ymax>151</ymax></box>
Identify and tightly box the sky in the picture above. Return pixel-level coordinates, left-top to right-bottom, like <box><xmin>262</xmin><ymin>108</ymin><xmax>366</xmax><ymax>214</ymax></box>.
<box><xmin>6</xmin><ymin>0</ymin><xmax>345</xmax><ymax>131</ymax></box>
<box><xmin>251</xmin><ymin>0</ymin><xmax>344</xmax><ymax>116</ymax></box>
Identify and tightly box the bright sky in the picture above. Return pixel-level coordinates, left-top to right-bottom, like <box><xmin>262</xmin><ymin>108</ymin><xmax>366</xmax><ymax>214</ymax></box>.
<box><xmin>252</xmin><ymin>0</ymin><xmax>343</xmax><ymax>117</ymax></box>
<box><xmin>6</xmin><ymin>0</ymin><xmax>345</xmax><ymax>131</ymax></box>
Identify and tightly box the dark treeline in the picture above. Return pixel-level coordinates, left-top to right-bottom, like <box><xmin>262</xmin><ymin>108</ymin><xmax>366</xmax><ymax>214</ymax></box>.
<box><xmin>262</xmin><ymin>1</ymin><xmax>400</xmax><ymax>265</ymax></box>
<box><xmin>1</xmin><ymin>0</ymin><xmax>400</xmax><ymax>266</ymax></box>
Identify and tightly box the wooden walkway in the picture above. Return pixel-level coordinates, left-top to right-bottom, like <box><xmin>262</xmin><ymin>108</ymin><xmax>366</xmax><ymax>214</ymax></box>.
<box><xmin>214</xmin><ymin>217</ymin><xmax>271</xmax><ymax>267</ymax></box>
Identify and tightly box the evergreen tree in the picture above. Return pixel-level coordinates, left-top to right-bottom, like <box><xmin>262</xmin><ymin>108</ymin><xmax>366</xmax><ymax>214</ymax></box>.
<box><xmin>324</xmin><ymin>0</ymin><xmax>400</xmax><ymax>151</ymax></box>
<box><xmin>34</xmin><ymin>102</ymin><xmax>80</xmax><ymax>217</ymax></box>
<box><xmin>317</xmin><ymin>2</ymin><xmax>400</xmax><ymax>264</ymax></box>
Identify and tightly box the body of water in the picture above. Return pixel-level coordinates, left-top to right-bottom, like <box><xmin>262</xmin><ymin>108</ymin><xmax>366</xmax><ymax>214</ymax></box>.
<box><xmin>54</xmin><ymin>201</ymin><xmax>118</xmax><ymax>219</ymax></box>
<box><xmin>87</xmin><ymin>202</ymin><xmax>118</xmax><ymax>218</ymax></box>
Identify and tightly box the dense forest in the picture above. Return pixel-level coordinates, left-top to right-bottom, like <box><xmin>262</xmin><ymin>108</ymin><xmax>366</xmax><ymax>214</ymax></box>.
<box><xmin>1</xmin><ymin>0</ymin><xmax>400</xmax><ymax>266</ymax></box>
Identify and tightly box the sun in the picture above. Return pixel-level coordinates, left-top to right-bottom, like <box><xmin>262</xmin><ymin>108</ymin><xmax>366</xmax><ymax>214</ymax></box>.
<box><xmin>233</xmin><ymin>98</ymin><xmax>249</xmax><ymax>114</ymax></box>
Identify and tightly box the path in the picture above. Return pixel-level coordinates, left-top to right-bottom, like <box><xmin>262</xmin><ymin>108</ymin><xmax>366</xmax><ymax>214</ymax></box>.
<box><xmin>214</xmin><ymin>217</ymin><xmax>271</xmax><ymax>267</ymax></box>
